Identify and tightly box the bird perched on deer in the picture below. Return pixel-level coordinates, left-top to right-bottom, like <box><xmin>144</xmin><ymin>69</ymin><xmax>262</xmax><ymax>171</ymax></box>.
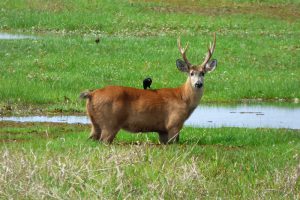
<box><xmin>80</xmin><ymin>33</ymin><xmax>217</xmax><ymax>144</ymax></box>
<box><xmin>143</xmin><ymin>77</ymin><xmax>152</xmax><ymax>90</ymax></box>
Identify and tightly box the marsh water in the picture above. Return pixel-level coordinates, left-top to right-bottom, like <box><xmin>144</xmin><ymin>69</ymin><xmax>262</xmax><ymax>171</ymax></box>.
<box><xmin>1</xmin><ymin>105</ymin><xmax>300</xmax><ymax>129</ymax></box>
<box><xmin>0</xmin><ymin>33</ymin><xmax>35</xmax><ymax>40</ymax></box>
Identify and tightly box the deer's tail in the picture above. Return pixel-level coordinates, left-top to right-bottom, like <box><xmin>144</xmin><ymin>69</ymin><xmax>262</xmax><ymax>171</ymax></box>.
<box><xmin>79</xmin><ymin>90</ymin><xmax>93</xmax><ymax>99</ymax></box>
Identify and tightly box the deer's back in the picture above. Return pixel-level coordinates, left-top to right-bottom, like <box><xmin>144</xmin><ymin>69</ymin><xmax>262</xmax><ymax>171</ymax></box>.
<box><xmin>86</xmin><ymin>86</ymin><xmax>188</xmax><ymax>132</ymax></box>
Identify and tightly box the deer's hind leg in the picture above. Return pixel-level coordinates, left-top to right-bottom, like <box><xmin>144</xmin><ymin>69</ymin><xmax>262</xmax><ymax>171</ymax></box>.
<box><xmin>89</xmin><ymin>116</ymin><xmax>102</xmax><ymax>140</ymax></box>
<box><xmin>100</xmin><ymin>127</ymin><xmax>120</xmax><ymax>144</ymax></box>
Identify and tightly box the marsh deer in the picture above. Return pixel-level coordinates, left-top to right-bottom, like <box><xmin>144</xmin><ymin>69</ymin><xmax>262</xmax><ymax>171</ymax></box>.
<box><xmin>80</xmin><ymin>33</ymin><xmax>217</xmax><ymax>144</ymax></box>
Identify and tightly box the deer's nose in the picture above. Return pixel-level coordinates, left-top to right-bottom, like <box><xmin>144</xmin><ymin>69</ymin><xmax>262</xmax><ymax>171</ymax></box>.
<box><xmin>195</xmin><ymin>82</ymin><xmax>203</xmax><ymax>88</ymax></box>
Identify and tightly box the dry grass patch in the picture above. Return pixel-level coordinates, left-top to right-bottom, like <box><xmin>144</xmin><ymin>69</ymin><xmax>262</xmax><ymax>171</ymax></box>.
<box><xmin>0</xmin><ymin>144</ymin><xmax>208</xmax><ymax>199</ymax></box>
<box><xmin>140</xmin><ymin>0</ymin><xmax>300</xmax><ymax>21</ymax></box>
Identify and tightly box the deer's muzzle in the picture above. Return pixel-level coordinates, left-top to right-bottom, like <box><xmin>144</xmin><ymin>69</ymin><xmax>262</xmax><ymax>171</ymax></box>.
<box><xmin>195</xmin><ymin>82</ymin><xmax>203</xmax><ymax>88</ymax></box>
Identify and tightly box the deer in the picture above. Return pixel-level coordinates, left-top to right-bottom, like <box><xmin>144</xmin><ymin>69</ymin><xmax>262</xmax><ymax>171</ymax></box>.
<box><xmin>80</xmin><ymin>33</ymin><xmax>217</xmax><ymax>144</ymax></box>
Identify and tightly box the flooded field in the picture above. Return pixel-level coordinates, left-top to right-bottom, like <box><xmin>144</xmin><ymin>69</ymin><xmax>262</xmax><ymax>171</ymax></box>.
<box><xmin>1</xmin><ymin>104</ymin><xmax>299</xmax><ymax>129</ymax></box>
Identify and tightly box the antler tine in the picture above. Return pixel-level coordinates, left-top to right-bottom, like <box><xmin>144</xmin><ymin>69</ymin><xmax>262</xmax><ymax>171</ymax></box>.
<box><xmin>199</xmin><ymin>33</ymin><xmax>216</xmax><ymax>68</ymax></box>
<box><xmin>177</xmin><ymin>37</ymin><xmax>192</xmax><ymax>67</ymax></box>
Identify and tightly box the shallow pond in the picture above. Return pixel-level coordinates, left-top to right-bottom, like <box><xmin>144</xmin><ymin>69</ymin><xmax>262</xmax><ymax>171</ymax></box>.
<box><xmin>0</xmin><ymin>33</ymin><xmax>35</xmax><ymax>40</ymax></box>
<box><xmin>1</xmin><ymin>105</ymin><xmax>299</xmax><ymax>129</ymax></box>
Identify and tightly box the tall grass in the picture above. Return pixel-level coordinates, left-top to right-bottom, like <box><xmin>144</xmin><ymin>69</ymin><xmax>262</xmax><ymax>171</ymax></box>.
<box><xmin>0</xmin><ymin>122</ymin><xmax>299</xmax><ymax>199</ymax></box>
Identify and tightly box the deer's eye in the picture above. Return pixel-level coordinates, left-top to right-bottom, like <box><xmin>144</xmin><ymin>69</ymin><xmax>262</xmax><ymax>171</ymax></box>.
<box><xmin>190</xmin><ymin>72</ymin><xmax>194</xmax><ymax>76</ymax></box>
<box><xmin>200</xmin><ymin>72</ymin><xmax>205</xmax><ymax>76</ymax></box>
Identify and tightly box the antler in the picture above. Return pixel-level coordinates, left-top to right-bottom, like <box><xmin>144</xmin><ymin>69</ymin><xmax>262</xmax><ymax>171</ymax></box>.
<box><xmin>177</xmin><ymin>37</ymin><xmax>192</xmax><ymax>68</ymax></box>
<box><xmin>198</xmin><ymin>33</ymin><xmax>216</xmax><ymax>68</ymax></box>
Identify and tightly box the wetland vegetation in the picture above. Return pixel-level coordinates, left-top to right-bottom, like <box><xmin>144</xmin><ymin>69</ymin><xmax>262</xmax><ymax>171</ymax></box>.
<box><xmin>0</xmin><ymin>122</ymin><xmax>299</xmax><ymax>199</ymax></box>
<box><xmin>0</xmin><ymin>0</ymin><xmax>299</xmax><ymax>198</ymax></box>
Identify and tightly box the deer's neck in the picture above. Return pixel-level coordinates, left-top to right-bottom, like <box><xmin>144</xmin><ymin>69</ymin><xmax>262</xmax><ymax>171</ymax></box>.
<box><xmin>180</xmin><ymin>78</ymin><xmax>203</xmax><ymax>109</ymax></box>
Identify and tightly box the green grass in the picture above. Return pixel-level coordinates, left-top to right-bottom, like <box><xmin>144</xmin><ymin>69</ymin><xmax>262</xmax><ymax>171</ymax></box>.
<box><xmin>0</xmin><ymin>122</ymin><xmax>299</xmax><ymax>199</ymax></box>
<box><xmin>0</xmin><ymin>1</ymin><xmax>299</xmax><ymax>198</ymax></box>
<box><xmin>0</xmin><ymin>0</ymin><xmax>300</xmax><ymax>114</ymax></box>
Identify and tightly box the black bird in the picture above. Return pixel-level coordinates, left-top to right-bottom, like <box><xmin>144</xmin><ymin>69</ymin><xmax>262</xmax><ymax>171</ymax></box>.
<box><xmin>95</xmin><ymin>37</ymin><xmax>100</xmax><ymax>44</ymax></box>
<box><xmin>143</xmin><ymin>78</ymin><xmax>152</xmax><ymax>90</ymax></box>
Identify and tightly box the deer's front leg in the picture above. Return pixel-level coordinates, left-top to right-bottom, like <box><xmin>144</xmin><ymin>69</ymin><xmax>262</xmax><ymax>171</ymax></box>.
<box><xmin>165</xmin><ymin>115</ymin><xmax>184</xmax><ymax>144</ymax></box>
<box><xmin>158</xmin><ymin>132</ymin><xmax>168</xmax><ymax>144</ymax></box>
<box><xmin>167</xmin><ymin>127</ymin><xmax>182</xmax><ymax>144</ymax></box>
<box><xmin>175</xmin><ymin>134</ymin><xmax>180</xmax><ymax>143</ymax></box>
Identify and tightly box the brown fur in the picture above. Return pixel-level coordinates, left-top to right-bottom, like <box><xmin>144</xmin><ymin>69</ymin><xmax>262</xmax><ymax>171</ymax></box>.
<box><xmin>81</xmin><ymin>78</ymin><xmax>203</xmax><ymax>144</ymax></box>
<box><xmin>82</xmin><ymin>34</ymin><xmax>217</xmax><ymax>144</ymax></box>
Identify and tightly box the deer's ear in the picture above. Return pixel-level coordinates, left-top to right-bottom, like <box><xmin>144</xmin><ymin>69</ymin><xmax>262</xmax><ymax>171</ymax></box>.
<box><xmin>204</xmin><ymin>59</ymin><xmax>217</xmax><ymax>73</ymax></box>
<box><xmin>176</xmin><ymin>59</ymin><xmax>189</xmax><ymax>73</ymax></box>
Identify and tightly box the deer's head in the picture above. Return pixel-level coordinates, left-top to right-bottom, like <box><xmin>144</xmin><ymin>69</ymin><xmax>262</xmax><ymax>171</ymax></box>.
<box><xmin>176</xmin><ymin>33</ymin><xmax>217</xmax><ymax>90</ymax></box>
